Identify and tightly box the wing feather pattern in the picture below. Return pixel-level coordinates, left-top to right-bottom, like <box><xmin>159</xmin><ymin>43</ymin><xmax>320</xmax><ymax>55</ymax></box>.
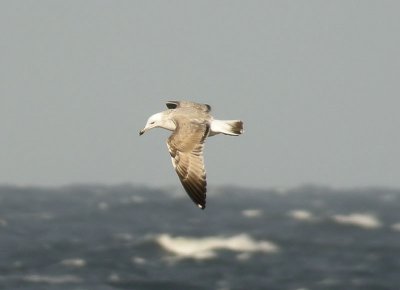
<box><xmin>167</xmin><ymin>118</ymin><xmax>210</xmax><ymax>209</ymax></box>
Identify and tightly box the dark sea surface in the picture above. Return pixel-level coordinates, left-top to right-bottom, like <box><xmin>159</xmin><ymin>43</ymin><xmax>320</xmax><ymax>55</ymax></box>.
<box><xmin>0</xmin><ymin>184</ymin><xmax>399</xmax><ymax>290</ymax></box>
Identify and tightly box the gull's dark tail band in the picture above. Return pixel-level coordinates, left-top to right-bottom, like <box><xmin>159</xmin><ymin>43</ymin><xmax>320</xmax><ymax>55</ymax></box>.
<box><xmin>210</xmin><ymin>120</ymin><xmax>244</xmax><ymax>136</ymax></box>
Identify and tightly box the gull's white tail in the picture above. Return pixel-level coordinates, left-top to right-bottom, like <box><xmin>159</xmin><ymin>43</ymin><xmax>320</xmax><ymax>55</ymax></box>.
<box><xmin>210</xmin><ymin>120</ymin><xmax>244</xmax><ymax>136</ymax></box>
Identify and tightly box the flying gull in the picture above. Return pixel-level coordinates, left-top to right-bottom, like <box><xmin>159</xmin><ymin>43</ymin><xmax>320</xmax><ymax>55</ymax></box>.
<box><xmin>139</xmin><ymin>101</ymin><xmax>243</xmax><ymax>209</ymax></box>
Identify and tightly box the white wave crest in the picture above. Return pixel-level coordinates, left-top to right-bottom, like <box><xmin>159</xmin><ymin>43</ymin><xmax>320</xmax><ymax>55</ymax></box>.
<box><xmin>241</xmin><ymin>209</ymin><xmax>263</xmax><ymax>218</ymax></box>
<box><xmin>288</xmin><ymin>210</ymin><xmax>314</xmax><ymax>221</ymax></box>
<box><xmin>156</xmin><ymin>233</ymin><xmax>279</xmax><ymax>260</ymax></box>
<box><xmin>60</xmin><ymin>258</ymin><xmax>86</xmax><ymax>267</ymax></box>
<box><xmin>391</xmin><ymin>223</ymin><xmax>400</xmax><ymax>232</ymax></box>
<box><xmin>332</xmin><ymin>213</ymin><xmax>381</xmax><ymax>229</ymax></box>
<box><xmin>131</xmin><ymin>256</ymin><xmax>147</xmax><ymax>265</ymax></box>
<box><xmin>23</xmin><ymin>274</ymin><xmax>82</xmax><ymax>284</ymax></box>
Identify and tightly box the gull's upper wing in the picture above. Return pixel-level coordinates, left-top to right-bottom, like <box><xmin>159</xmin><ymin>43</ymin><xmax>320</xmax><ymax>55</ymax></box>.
<box><xmin>167</xmin><ymin>117</ymin><xmax>210</xmax><ymax>209</ymax></box>
<box><xmin>166</xmin><ymin>101</ymin><xmax>211</xmax><ymax>113</ymax></box>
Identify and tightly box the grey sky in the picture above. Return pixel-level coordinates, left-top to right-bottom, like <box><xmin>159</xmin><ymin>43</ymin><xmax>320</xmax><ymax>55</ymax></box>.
<box><xmin>1</xmin><ymin>1</ymin><xmax>399</xmax><ymax>188</ymax></box>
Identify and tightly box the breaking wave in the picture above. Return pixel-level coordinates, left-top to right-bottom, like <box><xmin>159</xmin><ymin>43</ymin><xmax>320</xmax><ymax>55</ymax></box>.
<box><xmin>332</xmin><ymin>213</ymin><xmax>382</xmax><ymax>229</ymax></box>
<box><xmin>156</xmin><ymin>233</ymin><xmax>279</xmax><ymax>260</ymax></box>
<box><xmin>391</xmin><ymin>223</ymin><xmax>400</xmax><ymax>232</ymax></box>
<box><xmin>288</xmin><ymin>209</ymin><xmax>314</xmax><ymax>221</ymax></box>
<box><xmin>241</xmin><ymin>209</ymin><xmax>263</xmax><ymax>218</ymax></box>
<box><xmin>22</xmin><ymin>275</ymin><xmax>82</xmax><ymax>284</ymax></box>
<box><xmin>60</xmin><ymin>258</ymin><xmax>86</xmax><ymax>268</ymax></box>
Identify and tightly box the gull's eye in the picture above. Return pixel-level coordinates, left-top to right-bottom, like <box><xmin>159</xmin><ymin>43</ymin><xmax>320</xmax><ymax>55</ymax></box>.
<box><xmin>150</xmin><ymin>121</ymin><xmax>155</xmax><ymax>125</ymax></box>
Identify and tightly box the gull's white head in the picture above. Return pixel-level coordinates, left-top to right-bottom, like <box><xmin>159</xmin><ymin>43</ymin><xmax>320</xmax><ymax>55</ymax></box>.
<box><xmin>139</xmin><ymin>112</ymin><xmax>175</xmax><ymax>135</ymax></box>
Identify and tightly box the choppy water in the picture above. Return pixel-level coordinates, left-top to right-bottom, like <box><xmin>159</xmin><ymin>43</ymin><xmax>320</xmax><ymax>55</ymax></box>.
<box><xmin>0</xmin><ymin>184</ymin><xmax>399</xmax><ymax>290</ymax></box>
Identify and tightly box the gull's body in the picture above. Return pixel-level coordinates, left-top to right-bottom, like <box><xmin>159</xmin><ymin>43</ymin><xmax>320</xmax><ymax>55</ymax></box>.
<box><xmin>139</xmin><ymin>101</ymin><xmax>243</xmax><ymax>209</ymax></box>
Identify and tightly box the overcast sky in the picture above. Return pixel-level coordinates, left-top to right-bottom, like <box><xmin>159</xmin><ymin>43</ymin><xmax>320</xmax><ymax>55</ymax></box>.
<box><xmin>1</xmin><ymin>1</ymin><xmax>399</xmax><ymax>189</ymax></box>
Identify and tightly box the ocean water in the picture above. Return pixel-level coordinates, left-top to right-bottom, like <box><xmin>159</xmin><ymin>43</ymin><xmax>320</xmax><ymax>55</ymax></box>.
<box><xmin>0</xmin><ymin>184</ymin><xmax>399</xmax><ymax>290</ymax></box>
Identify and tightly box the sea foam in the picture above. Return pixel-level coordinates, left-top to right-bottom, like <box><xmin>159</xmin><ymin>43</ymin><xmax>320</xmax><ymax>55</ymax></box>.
<box><xmin>22</xmin><ymin>274</ymin><xmax>82</xmax><ymax>284</ymax></box>
<box><xmin>288</xmin><ymin>209</ymin><xmax>314</xmax><ymax>221</ymax></box>
<box><xmin>332</xmin><ymin>213</ymin><xmax>381</xmax><ymax>229</ymax></box>
<box><xmin>156</xmin><ymin>233</ymin><xmax>279</xmax><ymax>260</ymax></box>
<box><xmin>241</xmin><ymin>209</ymin><xmax>263</xmax><ymax>218</ymax></box>
<box><xmin>391</xmin><ymin>223</ymin><xmax>400</xmax><ymax>232</ymax></box>
<box><xmin>60</xmin><ymin>258</ymin><xmax>86</xmax><ymax>268</ymax></box>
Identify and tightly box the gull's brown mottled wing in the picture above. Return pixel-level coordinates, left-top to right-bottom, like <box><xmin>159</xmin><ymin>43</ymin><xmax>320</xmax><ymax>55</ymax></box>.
<box><xmin>167</xmin><ymin>118</ymin><xmax>210</xmax><ymax>209</ymax></box>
